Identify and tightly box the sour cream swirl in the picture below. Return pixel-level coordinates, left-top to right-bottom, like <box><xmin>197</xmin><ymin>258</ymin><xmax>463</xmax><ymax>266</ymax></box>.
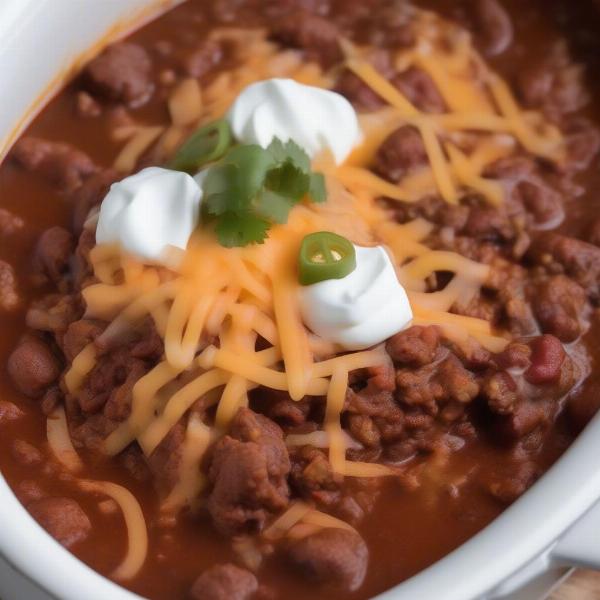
<box><xmin>299</xmin><ymin>245</ymin><xmax>413</xmax><ymax>350</ymax></box>
<box><xmin>227</xmin><ymin>78</ymin><xmax>362</xmax><ymax>165</ymax></box>
<box><xmin>96</xmin><ymin>167</ymin><xmax>202</xmax><ymax>264</ymax></box>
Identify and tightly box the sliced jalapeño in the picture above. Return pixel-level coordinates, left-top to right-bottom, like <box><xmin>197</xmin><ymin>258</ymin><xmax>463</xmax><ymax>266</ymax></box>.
<box><xmin>299</xmin><ymin>231</ymin><xmax>356</xmax><ymax>286</ymax></box>
<box><xmin>169</xmin><ymin>119</ymin><xmax>232</xmax><ymax>172</ymax></box>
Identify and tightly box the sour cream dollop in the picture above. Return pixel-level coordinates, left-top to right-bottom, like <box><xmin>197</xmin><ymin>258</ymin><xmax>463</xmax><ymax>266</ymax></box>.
<box><xmin>96</xmin><ymin>167</ymin><xmax>202</xmax><ymax>264</ymax></box>
<box><xmin>299</xmin><ymin>245</ymin><xmax>413</xmax><ymax>350</ymax></box>
<box><xmin>227</xmin><ymin>78</ymin><xmax>362</xmax><ymax>165</ymax></box>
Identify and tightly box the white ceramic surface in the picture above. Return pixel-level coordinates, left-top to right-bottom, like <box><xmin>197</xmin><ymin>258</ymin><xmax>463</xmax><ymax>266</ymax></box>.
<box><xmin>0</xmin><ymin>2</ymin><xmax>599</xmax><ymax>599</ymax></box>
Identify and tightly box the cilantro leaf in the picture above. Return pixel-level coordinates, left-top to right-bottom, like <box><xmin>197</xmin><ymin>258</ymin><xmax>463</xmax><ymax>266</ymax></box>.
<box><xmin>265</xmin><ymin>138</ymin><xmax>288</xmax><ymax>163</ymax></box>
<box><xmin>203</xmin><ymin>164</ymin><xmax>238</xmax><ymax>215</ymax></box>
<box><xmin>215</xmin><ymin>212</ymin><xmax>270</xmax><ymax>247</ymax></box>
<box><xmin>223</xmin><ymin>145</ymin><xmax>276</xmax><ymax>205</ymax></box>
<box><xmin>265</xmin><ymin>161</ymin><xmax>310</xmax><ymax>202</ymax></box>
<box><xmin>199</xmin><ymin>136</ymin><xmax>328</xmax><ymax>247</ymax></box>
<box><xmin>267</xmin><ymin>138</ymin><xmax>311</xmax><ymax>174</ymax></box>
<box><xmin>309</xmin><ymin>172</ymin><xmax>327</xmax><ymax>203</ymax></box>
<box><xmin>254</xmin><ymin>189</ymin><xmax>296</xmax><ymax>224</ymax></box>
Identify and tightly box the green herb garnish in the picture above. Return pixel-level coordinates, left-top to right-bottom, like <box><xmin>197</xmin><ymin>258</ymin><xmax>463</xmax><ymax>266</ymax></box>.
<box><xmin>203</xmin><ymin>138</ymin><xmax>327</xmax><ymax>247</ymax></box>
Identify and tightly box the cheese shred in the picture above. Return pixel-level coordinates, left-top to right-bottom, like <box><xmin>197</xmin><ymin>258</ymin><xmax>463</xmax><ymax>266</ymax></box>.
<box><xmin>79</xmin><ymin>480</ymin><xmax>148</xmax><ymax>581</ymax></box>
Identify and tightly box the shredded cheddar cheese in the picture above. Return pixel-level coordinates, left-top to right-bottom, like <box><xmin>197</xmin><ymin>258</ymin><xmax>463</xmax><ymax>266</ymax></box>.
<box><xmin>161</xmin><ymin>413</ymin><xmax>212</xmax><ymax>512</ymax></box>
<box><xmin>113</xmin><ymin>126</ymin><xmax>164</xmax><ymax>173</ymax></box>
<box><xmin>79</xmin><ymin>480</ymin><xmax>148</xmax><ymax>581</ymax></box>
<box><xmin>46</xmin><ymin>406</ymin><xmax>84</xmax><ymax>473</ymax></box>
<box><xmin>340</xmin><ymin>11</ymin><xmax>564</xmax><ymax>208</ymax></box>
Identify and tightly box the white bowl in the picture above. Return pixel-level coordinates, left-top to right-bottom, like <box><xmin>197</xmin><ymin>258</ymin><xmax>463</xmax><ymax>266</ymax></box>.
<box><xmin>1</xmin><ymin>2</ymin><xmax>600</xmax><ymax>599</ymax></box>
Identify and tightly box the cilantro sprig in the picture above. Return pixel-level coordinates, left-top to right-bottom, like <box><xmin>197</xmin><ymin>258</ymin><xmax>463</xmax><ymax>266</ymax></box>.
<box><xmin>202</xmin><ymin>138</ymin><xmax>327</xmax><ymax>247</ymax></box>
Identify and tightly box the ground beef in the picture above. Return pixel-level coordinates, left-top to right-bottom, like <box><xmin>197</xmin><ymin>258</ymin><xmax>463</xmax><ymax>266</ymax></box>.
<box><xmin>530</xmin><ymin>275</ymin><xmax>587</xmax><ymax>342</ymax></box>
<box><xmin>393</xmin><ymin>67</ymin><xmax>446</xmax><ymax>113</ymax></box>
<box><xmin>361</xmin><ymin>2</ymin><xmax>415</xmax><ymax>48</ymax></box>
<box><xmin>563</xmin><ymin>119</ymin><xmax>600</xmax><ymax>173</ymax></box>
<box><xmin>286</xmin><ymin>528</ymin><xmax>368</xmax><ymax>592</ymax></box>
<box><xmin>345</xmin><ymin>385</ymin><xmax>401</xmax><ymax>420</ymax></box>
<box><xmin>71</xmin><ymin>229</ymin><xmax>97</xmax><ymax>288</ymax></box>
<box><xmin>190</xmin><ymin>564</ymin><xmax>258</xmax><ymax>600</ymax></box>
<box><xmin>516</xmin><ymin>42</ymin><xmax>589</xmax><ymax>121</ymax></box>
<box><xmin>119</xmin><ymin>445</ymin><xmax>151</xmax><ymax>483</ymax></box>
<box><xmin>348</xmin><ymin>413</ymin><xmax>382</xmax><ymax>449</ymax></box>
<box><xmin>373</xmin><ymin>126</ymin><xmax>428</xmax><ymax>183</ymax></box>
<box><xmin>0</xmin><ymin>260</ymin><xmax>19</xmax><ymax>311</ymax></box>
<box><xmin>61</xmin><ymin>319</ymin><xmax>104</xmax><ymax>363</ymax></box>
<box><xmin>290</xmin><ymin>446</ymin><xmax>342</xmax><ymax>498</ymax></box>
<box><xmin>395</xmin><ymin>354</ymin><xmax>479</xmax><ymax>415</ymax></box>
<box><xmin>484</xmin><ymin>157</ymin><xmax>561</xmax><ymax>231</ymax></box>
<box><xmin>229</xmin><ymin>407</ymin><xmax>292</xmax><ymax>468</ymax></box>
<box><xmin>7</xmin><ymin>336</ymin><xmax>61</xmax><ymax>398</ymax></box>
<box><xmin>285</xmin><ymin>0</ymin><xmax>331</xmax><ymax>13</ymax></box>
<box><xmin>391</xmin><ymin>195</ymin><xmax>469</xmax><ymax>233</ymax></box>
<box><xmin>41</xmin><ymin>387</ymin><xmax>62</xmax><ymax>416</ymax></box>
<box><xmin>346</xmin><ymin>362</ymin><xmax>404</xmax><ymax>444</ymax></box>
<box><xmin>129</xmin><ymin>320</ymin><xmax>164</xmax><ymax>361</ymax></box>
<box><xmin>76</xmin><ymin>346</ymin><xmax>147</xmax><ymax>415</ymax></box>
<box><xmin>333</xmin><ymin>48</ymin><xmax>396</xmax><ymax>111</ymax></box>
<box><xmin>71</xmin><ymin>413</ymin><xmax>120</xmax><ymax>452</ymax></box>
<box><xmin>495</xmin><ymin>340</ymin><xmax>532</xmax><ymax>370</ymax></box>
<box><xmin>11</xmin><ymin>137</ymin><xmax>97</xmax><ymax>193</ymax></box>
<box><xmin>270</xmin><ymin>10</ymin><xmax>342</xmax><ymax>67</ymax></box>
<box><xmin>104</xmin><ymin>361</ymin><xmax>147</xmax><ymax>422</ymax></box>
<box><xmin>463</xmin><ymin>204</ymin><xmax>516</xmax><ymax>242</ymax></box>
<box><xmin>207</xmin><ymin>408</ymin><xmax>290</xmax><ymax>535</ymax></box>
<box><xmin>26</xmin><ymin>294</ymin><xmax>83</xmax><ymax>340</ymax></box>
<box><xmin>469</xmin><ymin>0</ymin><xmax>513</xmax><ymax>57</ymax></box>
<box><xmin>484</xmin><ymin>155</ymin><xmax>536</xmax><ymax>181</ymax></box>
<box><xmin>334</xmin><ymin>70</ymin><xmax>386</xmax><ymax>111</ymax></box>
<box><xmin>82</xmin><ymin>43</ymin><xmax>154</xmax><ymax>108</ymax></box>
<box><xmin>33</xmin><ymin>227</ymin><xmax>75</xmax><ymax>286</ymax></box>
<box><xmin>493</xmin><ymin>397</ymin><xmax>554</xmax><ymax>443</ymax></box>
<box><xmin>515</xmin><ymin>180</ymin><xmax>563</xmax><ymax>228</ymax></box>
<box><xmin>387</xmin><ymin>326</ymin><xmax>441</xmax><ymax>366</ymax></box>
<box><xmin>148</xmin><ymin>422</ymin><xmax>185</xmax><ymax>496</ymax></box>
<box><xmin>257</xmin><ymin>389</ymin><xmax>311</xmax><ymax>427</ymax></box>
<box><xmin>184</xmin><ymin>40</ymin><xmax>225</xmax><ymax>79</ymax></box>
<box><xmin>16</xmin><ymin>480</ymin><xmax>46</xmax><ymax>504</ymax></box>
<box><xmin>11</xmin><ymin>440</ymin><xmax>43</xmax><ymax>467</ymax></box>
<box><xmin>0</xmin><ymin>400</ymin><xmax>25</xmax><ymax>424</ymax></box>
<box><xmin>528</xmin><ymin>232</ymin><xmax>600</xmax><ymax>302</ymax></box>
<box><xmin>485</xmin><ymin>259</ymin><xmax>537</xmax><ymax>335</ymax></box>
<box><xmin>366</xmin><ymin>356</ymin><xmax>397</xmax><ymax>392</ymax></box>
<box><xmin>28</xmin><ymin>497</ymin><xmax>91</xmax><ymax>549</ymax></box>
<box><xmin>482</xmin><ymin>371</ymin><xmax>519</xmax><ymax>415</ymax></box>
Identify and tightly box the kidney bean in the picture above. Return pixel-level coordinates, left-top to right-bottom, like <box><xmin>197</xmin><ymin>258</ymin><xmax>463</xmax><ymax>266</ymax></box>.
<box><xmin>524</xmin><ymin>335</ymin><xmax>566</xmax><ymax>385</ymax></box>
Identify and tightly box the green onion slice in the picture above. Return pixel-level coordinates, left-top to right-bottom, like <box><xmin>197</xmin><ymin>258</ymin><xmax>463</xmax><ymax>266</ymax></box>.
<box><xmin>169</xmin><ymin>119</ymin><xmax>232</xmax><ymax>172</ymax></box>
<box><xmin>299</xmin><ymin>231</ymin><xmax>356</xmax><ymax>286</ymax></box>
